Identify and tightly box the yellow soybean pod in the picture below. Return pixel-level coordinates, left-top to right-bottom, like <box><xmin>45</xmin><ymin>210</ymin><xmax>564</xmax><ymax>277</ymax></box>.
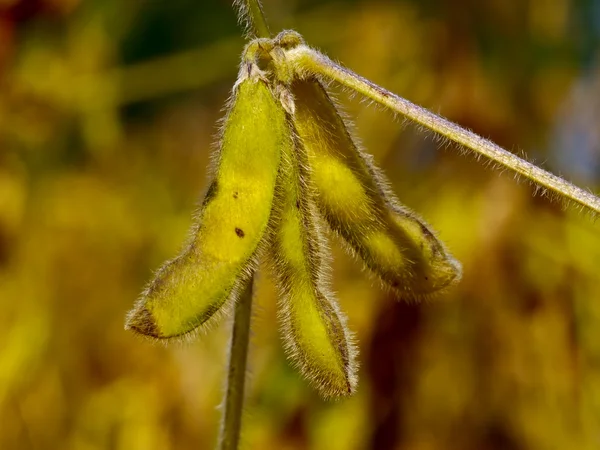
<box><xmin>126</xmin><ymin>65</ymin><xmax>288</xmax><ymax>339</ymax></box>
<box><xmin>270</xmin><ymin>123</ymin><xmax>357</xmax><ymax>398</ymax></box>
<box><xmin>290</xmin><ymin>78</ymin><xmax>461</xmax><ymax>298</ymax></box>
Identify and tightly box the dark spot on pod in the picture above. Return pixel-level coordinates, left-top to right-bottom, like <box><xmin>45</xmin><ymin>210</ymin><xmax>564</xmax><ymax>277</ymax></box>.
<box><xmin>233</xmin><ymin>191</ymin><xmax>238</xmax><ymax>199</ymax></box>
<box><xmin>202</xmin><ymin>180</ymin><xmax>218</xmax><ymax>206</ymax></box>
<box><xmin>296</xmin><ymin>200</ymin><xmax>300</xmax><ymax>209</ymax></box>
<box><xmin>235</xmin><ymin>228</ymin><xmax>245</xmax><ymax>238</ymax></box>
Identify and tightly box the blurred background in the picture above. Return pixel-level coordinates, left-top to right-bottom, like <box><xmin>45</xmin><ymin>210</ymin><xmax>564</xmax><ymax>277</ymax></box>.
<box><xmin>1</xmin><ymin>0</ymin><xmax>600</xmax><ymax>448</ymax></box>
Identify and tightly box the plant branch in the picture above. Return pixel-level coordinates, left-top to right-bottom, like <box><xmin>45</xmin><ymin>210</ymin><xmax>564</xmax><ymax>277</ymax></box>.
<box><xmin>234</xmin><ymin>0</ymin><xmax>271</xmax><ymax>39</ymax></box>
<box><xmin>286</xmin><ymin>45</ymin><xmax>600</xmax><ymax>215</ymax></box>
<box><xmin>216</xmin><ymin>4</ymin><xmax>270</xmax><ymax>449</ymax></box>
<box><xmin>218</xmin><ymin>276</ymin><xmax>254</xmax><ymax>450</ymax></box>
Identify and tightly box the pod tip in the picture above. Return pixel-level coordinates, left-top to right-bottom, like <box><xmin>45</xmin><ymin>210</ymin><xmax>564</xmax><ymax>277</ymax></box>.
<box><xmin>125</xmin><ymin>305</ymin><xmax>161</xmax><ymax>339</ymax></box>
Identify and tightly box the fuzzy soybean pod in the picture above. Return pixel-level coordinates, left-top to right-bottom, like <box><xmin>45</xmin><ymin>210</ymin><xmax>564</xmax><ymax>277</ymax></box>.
<box><xmin>125</xmin><ymin>66</ymin><xmax>288</xmax><ymax>339</ymax></box>
<box><xmin>270</xmin><ymin>123</ymin><xmax>357</xmax><ymax>398</ymax></box>
<box><xmin>290</xmin><ymin>77</ymin><xmax>461</xmax><ymax>298</ymax></box>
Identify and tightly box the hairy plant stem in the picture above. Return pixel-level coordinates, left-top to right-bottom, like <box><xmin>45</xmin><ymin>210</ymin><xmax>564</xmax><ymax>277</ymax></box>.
<box><xmin>218</xmin><ymin>277</ymin><xmax>254</xmax><ymax>450</ymax></box>
<box><xmin>217</xmin><ymin>3</ymin><xmax>271</xmax><ymax>449</ymax></box>
<box><xmin>285</xmin><ymin>45</ymin><xmax>600</xmax><ymax>215</ymax></box>
<box><xmin>235</xmin><ymin>0</ymin><xmax>271</xmax><ymax>38</ymax></box>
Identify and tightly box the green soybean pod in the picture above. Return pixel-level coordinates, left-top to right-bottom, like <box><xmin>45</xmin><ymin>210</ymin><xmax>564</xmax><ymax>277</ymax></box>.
<box><xmin>125</xmin><ymin>65</ymin><xmax>288</xmax><ymax>339</ymax></box>
<box><xmin>290</xmin><ymin>77</ymin><xmax>461</xmax><ymax>298</ymax></box>
<box><xmin>270</xmin><ymin>120</ymin><xmax>357</xmax><ymax>398</ymax></box>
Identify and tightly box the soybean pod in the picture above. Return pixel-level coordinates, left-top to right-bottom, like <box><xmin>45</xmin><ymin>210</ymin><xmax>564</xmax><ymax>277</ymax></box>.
<box><xmin>270</xmin><ymin>115</ymin><xmax>357</xmax><ymax>398</ymax></box>
<box><xmin>126</xmin><ymin>61</ymin><xmax>288</xmax><ymax>339</ymax></box>
<box><xmin>289</xmin><ymin>75</ymin><xmax>461</xmax><ymax>298</ymax></box>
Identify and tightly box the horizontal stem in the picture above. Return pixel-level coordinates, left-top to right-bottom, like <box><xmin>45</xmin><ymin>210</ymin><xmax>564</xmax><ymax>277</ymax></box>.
<box><xmin>287</xmin><ymin>45</ymin><xmax>600</xmax><ymax>215</ymax></box>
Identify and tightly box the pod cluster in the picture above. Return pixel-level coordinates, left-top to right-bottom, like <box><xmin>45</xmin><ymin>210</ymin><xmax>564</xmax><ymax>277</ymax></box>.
<box><xmin>126</xmin><ymin>31</ymin><xmax>461</xmax><ymax>398</ymax></box>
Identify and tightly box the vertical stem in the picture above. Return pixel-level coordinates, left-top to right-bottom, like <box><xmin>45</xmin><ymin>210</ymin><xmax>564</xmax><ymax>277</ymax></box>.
<box><xmin>217</xmin><ymin>3</ymin><xmax>268</xmax><ymax>449</ymax></box>
<box><xmin>218</xmin><ymin>276</ymin><xmax>254</xmax><ymax>450</ymax></box>
<box><xmin>236</xmin><ymin>0</ymin><xmax>271</xmax><ymax>38</ymax></box>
